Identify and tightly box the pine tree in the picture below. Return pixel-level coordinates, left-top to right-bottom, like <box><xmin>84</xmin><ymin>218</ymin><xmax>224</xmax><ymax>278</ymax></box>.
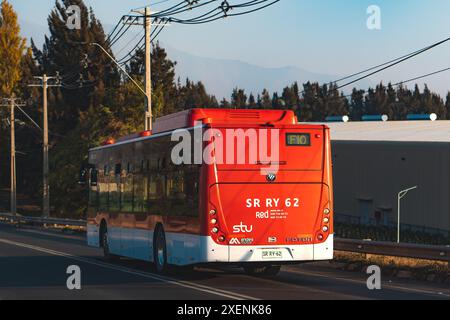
<box><xmin>349</xmin><ymin>88</ymin><xmax>366</xmax><ymax>120</ymax></box>
<box><xmin>231</xmin><ymin>88</ymin><xmax>247</xmax><ymax>109</ymax></box>
<box><xmin>325</xmin><ymin>83</ymin><xmax>348</xmax><ymax>118</ymax></box>
<box><xmin>445</xmin><ymin>93</ymin><xmax>450</xmax><ymax>120</ymax></box>
<box><xmin>299</xmin><ymin>82</ymin><xmax>319</xmax><ymax>121</ymax></box>
<box><xmin>260</xmin><ymin>89</ymin><xmax>272</xmax><ymax>109</ymax></box>
<box><xmin>248</xmin><ymin>93</ymin><xmax>257</xmax><ymax>109</ymax></box>
<box><xmin>411</xmin><ymin>84</ymin><xmax>422</xmax><ymax>114</ymax></box>
<box><xmin>33</xmin><ymin>0</ymin><xmax>119</xmax><ymax>133</ymax></box>
<box><xmin>395</xmin><ymin>85</ymin><xmax>412</xmax><ymax>120</ymax></box>
<box><xmin>220</xmin><ymin>98</ymin><xmax>230</xmax><ymax>108</ymax></box>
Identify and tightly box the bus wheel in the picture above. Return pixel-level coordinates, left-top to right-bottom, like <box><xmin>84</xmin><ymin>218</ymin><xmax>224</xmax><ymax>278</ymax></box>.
<box><xmin>102</xmin><ymin>228</ymin><xmax>119</xmax><ymax>262</ymax></box>
<box><xmin>243</xmin><ymin>265</ymin><xmax>281</xmax><ymax>277</ymax></box>
<box><xmin>153</xmin><ymin>226</ymin><xmax>168</xmax><ymax>274</ymax></box>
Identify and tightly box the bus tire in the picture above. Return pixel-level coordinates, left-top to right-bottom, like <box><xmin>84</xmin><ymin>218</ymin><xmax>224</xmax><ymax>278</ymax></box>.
<box><xmin>153</xmin><ymin>226</ymin><xmax>168</xmax><ymax>274</ymax></box>
<box><xmin>243</xmin><ymin>265</ymin><xmax>281</xmax><ymax>277</ymax></box>
<box><xmin>101</xmin><ymin>224</ymin><xmax>119</xmax><ymax>262</ymax></box>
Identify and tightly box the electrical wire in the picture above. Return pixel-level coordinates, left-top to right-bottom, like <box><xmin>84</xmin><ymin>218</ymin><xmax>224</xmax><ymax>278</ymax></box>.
<box><xmin>327</xmin><ymin>66</ymin><xmax>450</xmax><ymax>101</ymax></box>
<box><xmin>335</xmin><ymin>36</ymin><xmax>450</xmax><ymax>91</ymax></box>
<box><xmin>109</xmin><ymin>17</ymin><xmax>139</xmax><ymax>48</ymax></box>
<box><xmin>115</xmin><ymin>29</ymin><xmax>145</xmax><ymax>57</ymax></box>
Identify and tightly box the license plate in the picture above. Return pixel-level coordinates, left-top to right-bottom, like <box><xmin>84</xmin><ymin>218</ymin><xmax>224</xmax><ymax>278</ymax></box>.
<box><xmin>262</xmin><ymin>250</ymin><xmax>283</xmax><ymax>260</ymax></box>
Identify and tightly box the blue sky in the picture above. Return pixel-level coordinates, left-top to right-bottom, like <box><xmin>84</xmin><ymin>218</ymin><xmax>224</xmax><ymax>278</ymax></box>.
<box><xmin>10</xmin><ymin>0</ymin><xmax>450</xmax><ymax>96</ymax></box>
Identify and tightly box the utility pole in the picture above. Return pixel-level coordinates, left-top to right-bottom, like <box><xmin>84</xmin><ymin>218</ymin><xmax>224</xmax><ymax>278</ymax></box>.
<box><xmin>9</xmin><ymin>98</ymin><xmax>16</xmax><ymax>217</ymax></box>
<box><xmin>29</xmin><ymin>74</ymin><xmax>60</xmax><ymax>218</ymax></box>
<box><xmin>0</xmin><ymin>97</ymin><xmax>26</xmax><ymax>217</ymax></box>
<box><xmin>125</xmin><ymin>6</ymin><xmax>167</xmax><ymax>131</ymax></box>
<box><xmin>144</xmin><ymin>6</ymin><xmax>152</xmax><ymax>132</ymax></box>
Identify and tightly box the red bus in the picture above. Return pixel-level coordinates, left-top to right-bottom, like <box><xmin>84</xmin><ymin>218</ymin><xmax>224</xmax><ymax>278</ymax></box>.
<box><xmin>86</xmin><ymin>109</ymin><xmax>333</xmax><ymax>275</ymax></box>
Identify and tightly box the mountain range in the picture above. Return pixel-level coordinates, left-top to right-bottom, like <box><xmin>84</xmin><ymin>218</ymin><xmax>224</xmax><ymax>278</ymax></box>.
<box><xmin>20</xmin><ymin>19</ymin><xmax>366</xmax><ymax>100</ymax></box>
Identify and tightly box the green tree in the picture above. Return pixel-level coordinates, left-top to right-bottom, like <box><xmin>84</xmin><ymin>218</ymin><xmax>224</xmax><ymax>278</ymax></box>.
<box><xmin>299</xmin><ymin>82</ymin><xmax>320</xmax><ymax>121</ymax></box>
<box><xmin>0</xmin><ymin>0</ymin><xmax>26</xmax><ymax>96</ymax></box>
<box><xmin>445</xmin><ymin>92</ymin><xmax>450</xmax><ymax>120</ymax></box>
<box><xmin>127</xmin><ymin>43</ymin><xmax>178</xmax><ymax>116</ymax></box>
<box><xmin>395</xmin><ymin>85</ymin><xmax>412</xmax><ymax>120</ymax></box>
<box><xmin>220</xmin><ymin>98</ymin><xmax>230</xmax><ymax>108</ymax></box>
<box><xmin>259</xmin><ymin>89</ymin><xmax>272</xmax><ymax>109</ymax></box>
<box><xmin>34</xmin><ymin>0</ymin><xmax>119</xmax><ymax>133</ymax></box>
<box><xmin>248</xmin><ymin>93</ymin><xmax>257</xmax><ymax>109</ymax></box>
<box><xmin>349</xmin><ymin>88</ymin><xmax>366</xmax><ymax>120</ymax></box>
<box><xmin>231</xmin><ymin>88</ymin><xmax>247</xmax><ymax>109</ymax></box>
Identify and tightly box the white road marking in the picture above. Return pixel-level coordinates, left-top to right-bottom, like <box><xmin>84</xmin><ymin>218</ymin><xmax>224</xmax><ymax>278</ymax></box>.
<box><xmin>284</xmin><ymin>267</ymin><xmax>450</xmax><ymax>298</ymax></box>
<box><xmin>0</xmin><ymin>238</ymin><xmax>258</xmax><ymax>300</ymax></box>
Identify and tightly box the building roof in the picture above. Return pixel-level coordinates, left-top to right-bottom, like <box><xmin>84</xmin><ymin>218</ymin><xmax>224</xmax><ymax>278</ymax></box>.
<box><xmin>316</xmin><ymin>121</ymin><xmax>450</xmax><ymax>143</ymax></box>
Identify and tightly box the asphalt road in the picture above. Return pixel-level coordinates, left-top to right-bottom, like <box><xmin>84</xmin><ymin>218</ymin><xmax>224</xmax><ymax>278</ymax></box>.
<box><xmin>0</xmin><ymin>224</ymin><xmax>449</xmax><ymax>300</ymax></box>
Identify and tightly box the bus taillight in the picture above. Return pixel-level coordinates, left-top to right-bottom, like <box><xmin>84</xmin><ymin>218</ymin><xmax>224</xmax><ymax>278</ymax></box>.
<box><xmin>139</xmin><ymin>130</ymin><xmax>152</xmax><ymax>137</ymax></box>
<box><xmin>103</xmin><ymin>138</ymin><xmax>115</xmax><ymax>146</ymax></box>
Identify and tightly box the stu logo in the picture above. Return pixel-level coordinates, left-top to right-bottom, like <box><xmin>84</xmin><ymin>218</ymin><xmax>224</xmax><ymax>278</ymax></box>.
<box><xmin>233</xmin><ymin>222</ymin><xmax>253</xmax><ymax>234</ymax></box>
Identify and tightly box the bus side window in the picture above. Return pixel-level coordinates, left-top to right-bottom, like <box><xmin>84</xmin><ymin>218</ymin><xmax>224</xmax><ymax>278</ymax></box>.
<box><xmin>90</xmin><ymin>167</ymin><xmax>98</xmax><ymax>186</ymax></box>
<box><xmin>122</xmin><ymin>162</ymin><xmax>134</xmax><ymax>212</ymax></box>
<box><xmin>165</xmin><ymin>165</ymin><xmax>199</xmax><ymax>217</ymax></box>
<box><xmin>184</xmin><ymin>166</ymin><xmax>200</xmax><ymax>217</ymax></box>
<box><xmin>98</xmin><ymin>165</ymin><xmax>109</xmax><ymax>211</ymax></box>
<box><xmin>88</xmin><ymin>167</ymin><xmax>99</xmax><ymax>208</ymax></box>
<box><xmin>109</xmin><ymin>163</ymin><xmax>121</xmax><ymax>212</ymax></box>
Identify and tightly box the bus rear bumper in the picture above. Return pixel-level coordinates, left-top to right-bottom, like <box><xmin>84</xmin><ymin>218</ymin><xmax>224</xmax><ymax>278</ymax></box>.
<box><xmin>202</xmin><ymin>235</ymin><xmax>334</xmax><ymax>264</ymax></box>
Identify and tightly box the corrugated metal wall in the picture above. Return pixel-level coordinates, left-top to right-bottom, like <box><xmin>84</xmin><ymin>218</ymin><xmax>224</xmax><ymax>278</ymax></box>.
<box><xmin>332</xmin><ymin>141</ymin><xmax>450</xmax><ymax>232</ymax></box>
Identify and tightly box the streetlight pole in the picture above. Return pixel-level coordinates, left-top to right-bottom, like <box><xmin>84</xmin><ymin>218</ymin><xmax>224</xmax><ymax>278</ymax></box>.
<box><xmin>397</xmin><ymin>186</ymin><xmax>418</xmax><ymax>243</ymax></box>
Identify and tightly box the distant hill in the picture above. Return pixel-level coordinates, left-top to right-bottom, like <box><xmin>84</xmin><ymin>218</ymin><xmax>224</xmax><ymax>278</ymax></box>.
<box><xmin>165</xmin><ymin>45</ymin><xmax>348</xmax><ymax>100</ymax></box>
<box><xmin>21</xmin><ymin>20</ymin><xmax>370</xmax><ymax>100</ymax></box>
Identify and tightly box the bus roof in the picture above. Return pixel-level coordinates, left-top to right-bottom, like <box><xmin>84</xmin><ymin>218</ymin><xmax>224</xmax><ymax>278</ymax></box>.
<box><xmin>152</xmin><ymin>109</ymin><xmax>298</xmax><ymax>134</ymax></box>
<box><xmin>92</xmin><ymin>109</ymin><xmax>328</xmax><ymax>151</ymax></box>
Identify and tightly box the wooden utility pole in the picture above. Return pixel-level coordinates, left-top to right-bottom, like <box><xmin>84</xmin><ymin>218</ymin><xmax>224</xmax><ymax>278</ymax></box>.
<box><xmin>144</xmin><ymin>6</ymin><xmax>152</xmax><ymax>132</ymax></box>
<box><xmin>10</xmin><ymin>98</ymin><xmax>16</xmax><ymax>216</ymax></box>
<box><xmin>124</xmin><ymin>6</ymin><xmax>168</xmax><ymax>131</ymax></box>
<box><xmin>0</xmin><ymin>97</ymin><xmax>26</xmax><ymax>216</ymax></box>
<box><xmin>29</xmin><ymin>74</ymin><xmax>60</xmax><ymax>217</ymax></box>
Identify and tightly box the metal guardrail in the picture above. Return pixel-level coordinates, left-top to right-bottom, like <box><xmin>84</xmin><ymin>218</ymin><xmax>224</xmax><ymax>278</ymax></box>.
<box><xmin>0</xmin><ymin>213</ymin><xmax>86</xmax><ymax>227</ymax></box>
<box><xmin>335</xmin><ymin>238</ymin><xmax>450</xmax><ymax>263</ymax></box>
<box><xmin>1</xmin><ymin>213</ymin><xmax>449</xmax><ymax>262</ymax></box>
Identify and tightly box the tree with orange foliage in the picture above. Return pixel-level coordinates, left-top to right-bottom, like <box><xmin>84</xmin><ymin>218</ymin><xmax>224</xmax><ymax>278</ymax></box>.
<box><xmin>0</xmin><ymin>0</ymin><xmax>26</xmax><ymax>96</ymax></box>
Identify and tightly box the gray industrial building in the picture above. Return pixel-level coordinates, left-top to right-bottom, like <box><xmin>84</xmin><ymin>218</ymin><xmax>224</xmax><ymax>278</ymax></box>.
<box><xmin>325</xmin><ymin>121</ymin><xmax>450</xmax><ymax>234</ymax></box>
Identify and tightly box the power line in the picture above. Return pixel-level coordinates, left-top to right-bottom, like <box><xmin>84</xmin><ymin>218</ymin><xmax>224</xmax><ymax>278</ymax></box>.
<box><xmin>392</xmin><ymin>67</ymin><xmax>450</xmax><ymax>87</ymax></box>
<box><xmin>109</xmin><ymin>17</ymin><xmax>139</xmax><ymax>47</ymax></box>
<box><xmin>117</xmin><ymin>0</ymin><xmax>279</xmax><ymax>67</ymax></box>
<box><xmin>117</xmin><ymin>21</ymin><xmax>168</xmax><ymax>66</ymax></box>
<box><xmin>115</xmin><ymin>29</ymin><xmax>145</xmax><ymax>57</ymax></box>
<box><xmin>299</xmin><ymin>36</ymin><xmax>450</xmax><ymax>96</ymax></box>
<box><xmin>328</xmin><ymin>66</ymin><xmax>450</xmax><ymax>101</ymax></box>
<box><xmin>335</xmin><ymin>36</ymin><xmax>450</xmax><ymax>91</ymax></box>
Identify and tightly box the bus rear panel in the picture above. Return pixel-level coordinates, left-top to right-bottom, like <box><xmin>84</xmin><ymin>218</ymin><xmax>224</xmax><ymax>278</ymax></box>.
<box><xmin>204</xmin><ymin>124</ymin><xmax>333</xmax><ymax>264</ymax></box>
